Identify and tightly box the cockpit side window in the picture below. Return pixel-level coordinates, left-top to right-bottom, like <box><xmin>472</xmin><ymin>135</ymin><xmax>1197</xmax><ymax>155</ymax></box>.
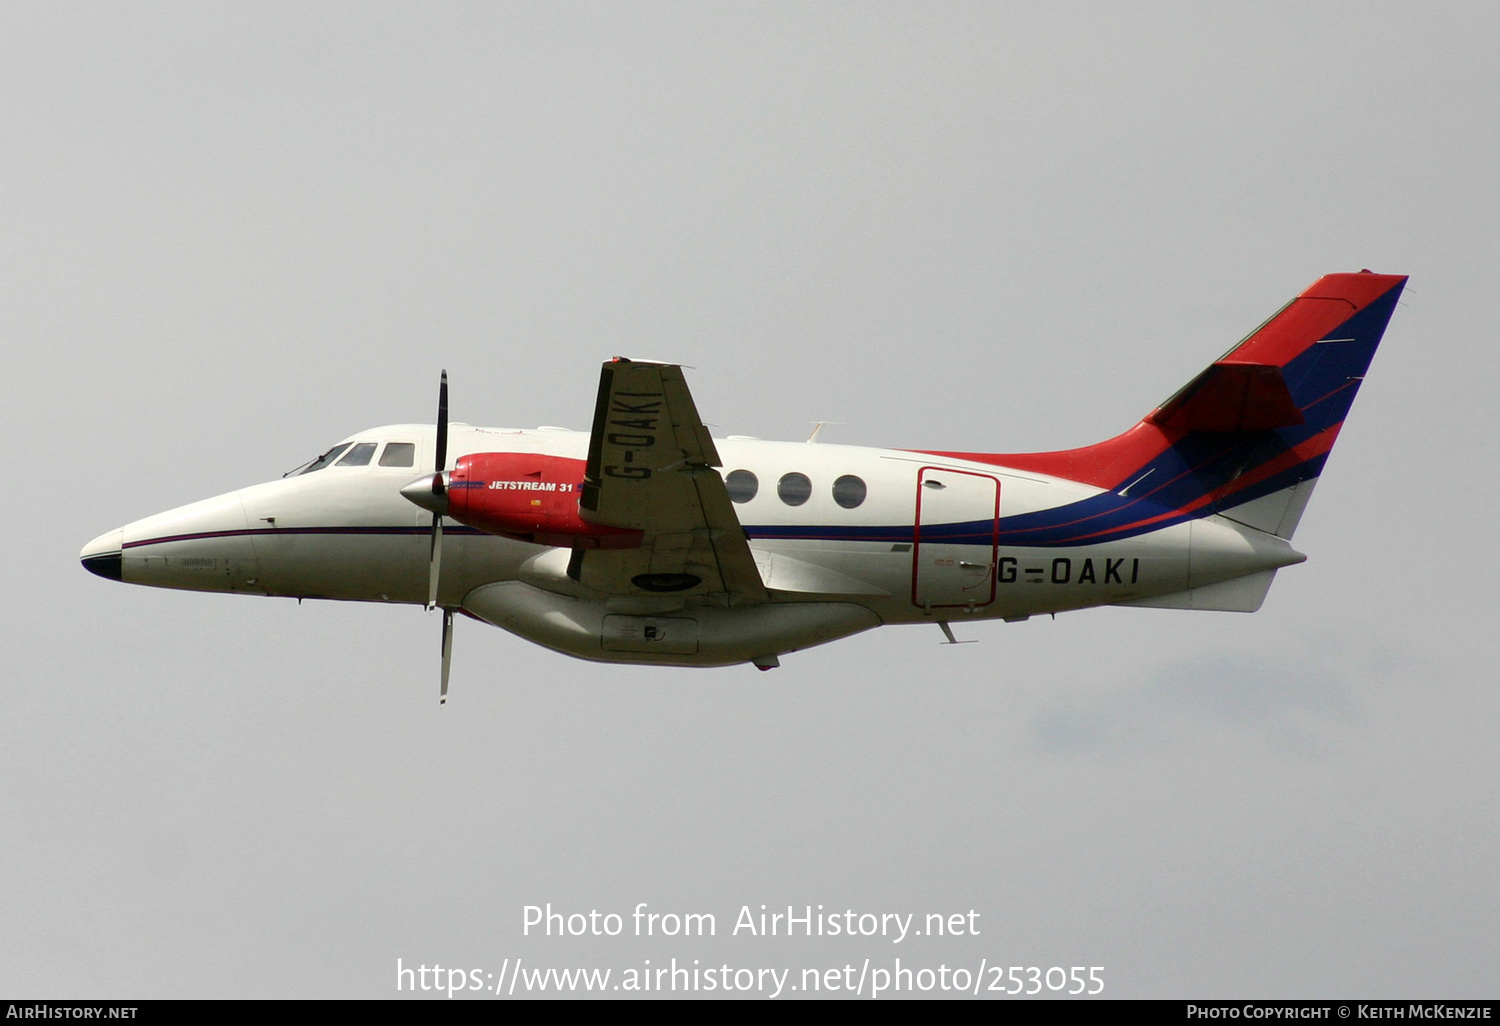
<box><xmin>336</xmin><ymin>442</ymin><xmax>378</xmax><ymax>467</ymax></box>
<box><xmin>378</xmin><ymin>442</ymin><xmax>416</xmax><ymax>468</ymax></box>
<box><xmin>297</xmin><ymin>443</ymin><xmax>353</xmax><ymax>475</ymax></box>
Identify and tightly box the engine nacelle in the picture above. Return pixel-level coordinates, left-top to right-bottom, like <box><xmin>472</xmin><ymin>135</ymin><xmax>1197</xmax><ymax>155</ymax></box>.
<box><xmin>446</xmin><ymin>452</ymin><xmax>643</xmax><ymax>549</ymax></box>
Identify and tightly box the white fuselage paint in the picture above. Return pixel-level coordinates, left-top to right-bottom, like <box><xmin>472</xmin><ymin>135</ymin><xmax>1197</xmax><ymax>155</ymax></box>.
<box><xmin>87</xmin><ymin>424</ymin><xmax>1307</xmax><ymax>667</ymax></box>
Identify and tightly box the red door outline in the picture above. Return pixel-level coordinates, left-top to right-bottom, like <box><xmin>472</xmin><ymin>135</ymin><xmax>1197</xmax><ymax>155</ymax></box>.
<box><xmin>911</xmin><ymin>466</ymin><xmax>1001</xmax><ymax>609</ymax></box>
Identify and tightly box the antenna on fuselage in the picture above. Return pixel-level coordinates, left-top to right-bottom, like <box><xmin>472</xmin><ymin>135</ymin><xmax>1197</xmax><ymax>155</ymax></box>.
<box><xmin>936</xmin><ymin>622</ymin><xmax>977</xmax><ymax>645</ymax></box>
<box><xmin>806</xmin><ymin>421</ymin><xmax>843</xmax><ymax>443</ymax></box>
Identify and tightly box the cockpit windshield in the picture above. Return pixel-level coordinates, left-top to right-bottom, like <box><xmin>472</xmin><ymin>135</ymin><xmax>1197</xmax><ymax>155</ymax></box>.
<box><xmin>287</xmin><ymin>443</ymin><xmax>353</xmax><ymax>477</ymax></box>
<box><xmin>336</xmin><ymin>442</ymin><xmax>378</xmax><ymax>467</ymax></box>
<box><xmin>284</xmin><ymin>439</ymin><xmax>418</xmax><ymax>477</ymax></box>
<box><xmin>379</xmin><ymin>442</ymin><xmax>416</xmax><ymax>468</ymax></box>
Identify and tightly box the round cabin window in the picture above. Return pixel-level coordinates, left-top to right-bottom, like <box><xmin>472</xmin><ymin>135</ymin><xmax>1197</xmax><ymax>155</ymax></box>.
<box><xmin>777</xmin><ymin>472</ymin><xmax>812</xmax><ymax>506</ymax></box>
<box><xmin>725</xmin><ymin>469</ymin><xmax>758</xmax><ymax>503</ymax></box>
<box><xmin>832</xmin><ymin>475</ymin><xmax>867</xmax><ymax>509</ymax></box>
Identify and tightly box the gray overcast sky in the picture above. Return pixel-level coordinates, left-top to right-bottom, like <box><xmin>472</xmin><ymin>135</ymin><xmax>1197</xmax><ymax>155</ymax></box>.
<box><xmin>4</xmin><ymin>1</ymin><xmax>1497</xmax><ymax>998</ymax></box>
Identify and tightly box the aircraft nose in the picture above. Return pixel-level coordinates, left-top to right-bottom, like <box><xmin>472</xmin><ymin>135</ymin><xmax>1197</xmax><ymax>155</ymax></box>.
<box><xmin>80</xmin><ymin>528</ymin><xmax>125</xmax><ymax>582</ymax></box>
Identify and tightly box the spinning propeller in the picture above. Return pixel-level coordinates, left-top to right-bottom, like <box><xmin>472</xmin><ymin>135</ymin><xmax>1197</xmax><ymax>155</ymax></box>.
<box><xmin>398</xmin><ymin>370</ymin><xmax>454</xmax><ymax>704</ymax></box>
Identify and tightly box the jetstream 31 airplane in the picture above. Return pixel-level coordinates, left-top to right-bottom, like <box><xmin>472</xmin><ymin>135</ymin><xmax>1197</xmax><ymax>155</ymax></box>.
<box><xmin>81</xmin><ymin>272</ymin><xmax>1406</xmax><ymax>701</ymax></box>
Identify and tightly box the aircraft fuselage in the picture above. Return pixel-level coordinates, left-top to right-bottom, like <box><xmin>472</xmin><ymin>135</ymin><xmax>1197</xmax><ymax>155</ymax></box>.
<box><xmin>82</xmin><ymin>423</ymin><xmax>1304</xmax><ymax>666</ymax></box>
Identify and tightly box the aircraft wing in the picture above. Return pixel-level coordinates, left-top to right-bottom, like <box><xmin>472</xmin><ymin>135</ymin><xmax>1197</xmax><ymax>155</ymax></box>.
<box><xmin>574</xmin><ymin>359</ymin><xmax>767</xmax><ymax>603</ymax></box>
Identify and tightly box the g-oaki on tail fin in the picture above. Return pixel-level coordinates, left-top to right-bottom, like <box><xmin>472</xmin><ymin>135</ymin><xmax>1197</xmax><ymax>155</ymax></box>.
<box><xmin>79</xmin><ymin>271</ymin><xmax>1406</xmax><ymax>696</ymax></box>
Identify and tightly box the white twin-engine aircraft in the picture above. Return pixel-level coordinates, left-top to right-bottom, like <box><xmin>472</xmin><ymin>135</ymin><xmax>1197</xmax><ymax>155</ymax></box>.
<box><xmin>82</xmin><ymin>272</ymin><xmax>1406</xmax><ymax>701</ymax></box>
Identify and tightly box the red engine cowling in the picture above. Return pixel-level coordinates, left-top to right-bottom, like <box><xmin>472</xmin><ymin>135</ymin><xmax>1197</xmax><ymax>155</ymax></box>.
<box><xmin>446</xmin><ymin>452</ymin><xmax>643</xmax><ymax>549</ymax></box>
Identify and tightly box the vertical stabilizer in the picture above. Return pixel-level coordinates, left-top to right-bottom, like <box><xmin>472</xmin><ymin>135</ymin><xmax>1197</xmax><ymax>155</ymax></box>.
<box><xmin>920</xmin><ymin>272</ymin><xmax>1406</xmax><ymax>545</ymax></box>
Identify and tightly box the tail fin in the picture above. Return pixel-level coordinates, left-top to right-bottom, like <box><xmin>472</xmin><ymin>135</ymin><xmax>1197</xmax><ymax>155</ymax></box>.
<box><xmin>927</xmin><ymin>271</ymin><xmax>1407</xmax><ymax>542</ymax></box>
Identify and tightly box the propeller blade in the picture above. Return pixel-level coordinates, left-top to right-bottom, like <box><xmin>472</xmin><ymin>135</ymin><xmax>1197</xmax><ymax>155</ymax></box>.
<box><xmin>426</xmin><ymin>514</ymin><xmax>443</xmax><ymax>610</ymax></box>
<box><xmin>435</xmin><ymin>370</ymin><xmax>449</xmax><ymax>476</ymax></box>
<box><xmin>440</xmin><ymin>608</ymin><xmax>454</xmax><ymax>704</ymax></box>
<box><xmin>426</xmin><ymin>371</ymin><xmax>450</xmax><ymax>610</ymax></box>
<box><xmin>410</xmin><ymin>370</ymin><xmax>453</xmax><ymax>693</ymax></box>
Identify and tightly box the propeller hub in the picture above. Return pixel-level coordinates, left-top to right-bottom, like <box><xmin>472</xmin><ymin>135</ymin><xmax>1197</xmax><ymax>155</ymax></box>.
<box><xmin>400</xmin><ymin>473</ymin><xmax>449</xmax><ymax>516</ymax></box>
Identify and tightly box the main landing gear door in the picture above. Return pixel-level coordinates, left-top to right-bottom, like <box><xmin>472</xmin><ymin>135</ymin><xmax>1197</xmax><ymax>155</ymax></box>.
<box><xmin>912</xmin><ymin>467</ymin><xmax>1000</xmax><ymax>610</ymax></box>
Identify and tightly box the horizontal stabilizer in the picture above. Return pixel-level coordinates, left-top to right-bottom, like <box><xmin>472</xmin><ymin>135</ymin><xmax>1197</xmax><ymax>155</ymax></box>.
<box><xmin>1114</xmin><ymin>569</ymin><xmax>1280</xmax><ymax>612</ymax></box>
